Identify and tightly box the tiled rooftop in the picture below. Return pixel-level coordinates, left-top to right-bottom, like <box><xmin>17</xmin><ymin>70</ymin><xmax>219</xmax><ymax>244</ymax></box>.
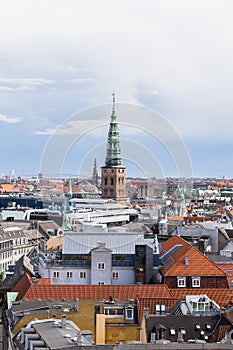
<box><xmin>21</xmin><ymin>283</ymin><xmax>173</xmax><ymax>302</ymax></box>
<box><xmin>11</xmin><ymin>273</ymin><xmax>33</xmax><ymax>300</ymax></box>
<box><xmin>170</xmin><ymin>288</ymin><xmax>233</xmax><ymax>308</ymax></box>
<box><xmin>161</xmin><ymin>235</ymin><xmax>227</xmax><ymax>277</ymax></box>
<box><xmin>138</xmin><ymin>297</ymin><xmax>178</xmax><ymax>320</ymax></box>
<box><xmin>216</xmin><ymin>263</ymin><xmax>233</xmax><ymax>286</ymax></box>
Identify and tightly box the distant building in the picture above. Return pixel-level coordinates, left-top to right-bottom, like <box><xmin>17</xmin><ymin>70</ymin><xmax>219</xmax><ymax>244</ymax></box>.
<box><xmin>101</xmin><ymin>92</ymin><xmax>127</xmax><ymax>205</ymax></box>
<box><xmin>64</xmin><ymin>198</ymin><xmax>138</xmax><ymax>228</ymax></box>
<box><xmin>0</xmin><ymin>225</ymin><xmax>37</xmax><ymax>272</ymax></box>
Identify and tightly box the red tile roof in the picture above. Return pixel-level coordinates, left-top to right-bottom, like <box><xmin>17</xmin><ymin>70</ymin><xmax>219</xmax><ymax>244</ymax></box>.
<box><xmin>161</xmin><ymin>235</ymin><xmax>227</xmax><ymax>277</ymax></box>
<box><xmin>167</xmin><ymin>216</ymin><xmax>184</xmax><ymax>221</ymax></box>
<box><xmin>21</xmin><ymin>283</ymin><xmax>172</xmax><ymax>303</ymax></box>
<box><xmin>215</xmin><ymin>263</ymin><xmax>233</xmax><ymax>286</ymax></box>
<box><xmin>37</xmin><ymin>278</ymin><xmax>51</xmax><ymax>285</ymax></box>
<box><xmin>170</xmin><ymin>288</ymin><xmax>233</xmax><ymax>308</ymax></box>
<box><xmin>138</xmin><ymin>297</ymin><xmax>178</xmax><ymax>320</ymax></box>
<box><xmin>0</xmin><ymin>184</ymin><xmax>19</xmax><ymax>192</ymax></box>
<box><xmin>11</xmin><ymin>273</ymin><xmax>33</xmax><ymax>300</ymax></box>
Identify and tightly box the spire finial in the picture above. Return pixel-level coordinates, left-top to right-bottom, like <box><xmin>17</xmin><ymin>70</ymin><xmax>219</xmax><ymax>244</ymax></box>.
<box><xmin>112</xmin><ymin>90</ymin><xmax>116</xmax><ymax>116</ymax></box>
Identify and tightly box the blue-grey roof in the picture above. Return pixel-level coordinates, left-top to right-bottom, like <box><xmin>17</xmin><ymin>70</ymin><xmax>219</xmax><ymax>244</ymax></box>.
<box><xmin>62</xmin><ymin>231</ymin><xmax>157</xmax><ymax>255</ymax></box>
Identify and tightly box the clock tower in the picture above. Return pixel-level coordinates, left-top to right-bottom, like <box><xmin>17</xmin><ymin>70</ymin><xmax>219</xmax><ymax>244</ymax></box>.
<box><xmin>101</xmin><ymin>92</ymin><xmax>127</xmax><ymax>205</ymax></box>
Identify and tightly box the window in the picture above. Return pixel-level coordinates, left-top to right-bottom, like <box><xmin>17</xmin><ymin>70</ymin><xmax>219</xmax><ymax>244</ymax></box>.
<box><xmin>112</xmin><ymin>272</ymin><xmax>119</xmax><ymax>279</ymax></box>
<box><xmin>192</xmin><ymin>298</ymin><xmax>211</xmax><ymax>312</ymax></box>
<box><xmin>104</xmin><ymin>307</ymin><xmax>124</xmax><ymax>316</ymax></box>
<box><xmin>111</xmin><ymin>178</ymin><xmax>114</xmax><ymax>185</ymax></box>
<box><xmin>98</xmin><ymin>262</ymin><xmax>105</xmax><ymax>270</ymax></box>
<box><xmin>177</xmin><ymin>277</ymin><xmax>186</xmax><ymax>288</ymax></box>
<box><xmin>170</xmin><ymin>328</ymin><xmax>176</xmax><ymax>336</ymax></box>
<box><xmin>155</xmin><ymin>304</ymin><xmax>166</xmax><ymax>315</ymax></box>
<box><xmin>67</xmin><ymin>271</ymin><xmax>73</xmax><ymax>278</ymax></box>
<box><xmin>80</xmin><ymin>271</ymin><xmax>86</xmax><ymax>278</ymax></box>
<box><xmin>192</xmin><ymin>277</ymin><xmax>201</xmax><ymax>288</ymax></box>
<box><xmin>179</xmin><ymin>328</ymin><xmax>186</xmax><ymax>335</ymax></box>
<box><xmin>125</xmin><ymin>308</ymin><xmax>134</xmax><ymax>319</ymax></box>
<box><xmin>105</xmin><ymin>178</ymin><xmax>108</xmax><ymax>185</ymax></box>
<box><xmin>53</xmin><ymin>271</ymin><xmax>59</xmax><ymax>278</ymax></box>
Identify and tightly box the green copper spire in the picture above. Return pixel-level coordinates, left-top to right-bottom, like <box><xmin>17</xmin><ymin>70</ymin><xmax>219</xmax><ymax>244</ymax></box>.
<box><xmin>105</xmin><ymin>92</ymin><xmax>122</xmax><ymax>167</ymax></box>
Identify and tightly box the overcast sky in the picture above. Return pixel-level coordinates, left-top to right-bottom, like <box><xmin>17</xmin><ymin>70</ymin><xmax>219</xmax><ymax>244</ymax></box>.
<box><xmin>0</xmin><ymin>0</ymin><xmax>232</xmax><ymax>179</ymax></box>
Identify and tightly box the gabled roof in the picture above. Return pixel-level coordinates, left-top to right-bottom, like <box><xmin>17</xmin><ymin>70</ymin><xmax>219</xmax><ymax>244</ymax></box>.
<box><xmin>215</xmin><ymin>263</ymin><xmax>233</xmax><ymax>285</ymax></box>
<box><xmin>21</xmin><ymin>283</ymin><xmax>172</xmax><ymax>303</ymax></box>
<box><xmin>2</xmin><ymin>255</ymin><xmax>35</xmax><ymax>291</ymax></box>
<box><xmin>11</xmin><ymin>274</ymin><xmax>51</xmax><ymax>300</ymax></box>
<box><xmin>11</xmin><ymin>273</ymin><xmax>33</xmax><ymax>300</ymax></box>
<box><xmin>160</xmin><ymin>235</ymin><xmax>227</xmax><ymax>277</ymax></box>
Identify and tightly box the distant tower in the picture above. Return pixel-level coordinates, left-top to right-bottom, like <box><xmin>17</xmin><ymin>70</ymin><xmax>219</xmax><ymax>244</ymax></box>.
<box><xmin>67</xmin><ymin>178</ymin><xmax>73</xmax><ymax>197</ymax></box>
<box><xmin>10</xmin><ymin>169</ymin><xmax>16</xmax><ymax>182</ymax></box>
<box><xmin>101</xmin><ymin>92</ymin><xmax>127</xmax><ymax>205</ymax></box>
<box><xmin>92</xmin><ymin>158</ymin><xmax>98</xmax><ymax>186</ymax></box>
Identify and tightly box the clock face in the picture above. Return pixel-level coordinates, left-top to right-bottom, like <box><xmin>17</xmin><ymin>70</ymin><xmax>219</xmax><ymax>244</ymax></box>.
<box><xmin>107</xmin><ymin>168</ymin><xmax>111</xmax><ymax>174</ymax></box>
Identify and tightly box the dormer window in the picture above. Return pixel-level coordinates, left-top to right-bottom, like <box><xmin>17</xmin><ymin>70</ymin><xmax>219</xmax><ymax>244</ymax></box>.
<box><xmin>179</xmin><ymin>327</ymin><xmax>186</xmax><ymax>335</ymax></box>
<box><xmin>155</xmin><ymin>304</ymin><xmax>166</xmax><ymax>315</ymax></box>
<box><xmin>192</xmin><ymin>276</ymin><xmax>201</xmax><ymax>288</ymax></box>
<box><xmin>177</xmin><ymin>276</ymin><xmax>186</xmax><ymax>288</ymax></box>
<box><xmin>125</xmin><ymin>307</ymin><xmax>134</xmax><ymax>320</ymax></box>
<box><xmin>170</xmin><ymin>328</ymin><xmax>176</xmax><ymax>335</ymax></box>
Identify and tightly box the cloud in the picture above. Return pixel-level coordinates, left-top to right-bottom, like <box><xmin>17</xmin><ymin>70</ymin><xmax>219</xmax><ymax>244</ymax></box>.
<box><xmin>71</xmin><ymin>78</ymin><xmax>95</xmax><ymax>84</ymax></box>
<box><xmin>0</xmin><ymin>114</ymin><xmax>22</xmax><ymax>123</ymax></box>
<box><xmin>35</xmin><ymin>119</ymin><xmax>102</xmax><ymax>136</ymax></box>
<box><xmin>0</xmin><ymin>76</ymin><xmax>95</xmax><ymax>92</ymax></box>
<box><xmin>35</xmin><ymin>128</ymin><xmax>56</xmax><ymax>135</ymax></box>
<box><xmin>0</xmin><ymin>78</ymin><xmax>55</xmax><ymax>92</ymax></box>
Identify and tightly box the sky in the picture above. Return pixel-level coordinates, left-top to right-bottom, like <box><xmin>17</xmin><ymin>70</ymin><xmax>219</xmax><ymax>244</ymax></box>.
<box><xmin>0</xmin><ymin>0</ymin><xmax>233</xmax><ymax>179</ymax></box>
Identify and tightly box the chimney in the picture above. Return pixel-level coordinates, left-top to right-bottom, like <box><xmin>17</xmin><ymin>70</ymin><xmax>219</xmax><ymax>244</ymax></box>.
<box><xmin>99</xmin><ymin>301</ymin><xmax>104</xmax><ymax>314</ymax></box>
<box><xmin>143</xmin><ymin>307</ymin><xmax>149</xmax><ymax>320</ymax></box>
<box><xmin>184</xmin><ymin>254</ymin><xmax>189</xmax><ymax>266</ymax></box>
<box><xmin>61</xmin><ymin>314</ymin><xmax>66</xmax><ymax>328</ymax></box>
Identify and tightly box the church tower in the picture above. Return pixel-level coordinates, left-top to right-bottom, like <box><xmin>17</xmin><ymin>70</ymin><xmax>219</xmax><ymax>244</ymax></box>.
<box><xmin>101</xmin><ymin>92</ymin><xmax>127</xmax><ymax>205</ymax></box>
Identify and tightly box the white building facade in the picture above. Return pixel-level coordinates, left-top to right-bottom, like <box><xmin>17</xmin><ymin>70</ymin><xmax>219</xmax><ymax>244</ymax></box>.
<box><xmin>38</xmin><ymin>228</ymin><xmax>159</xmax><ymax>285</ymax></box>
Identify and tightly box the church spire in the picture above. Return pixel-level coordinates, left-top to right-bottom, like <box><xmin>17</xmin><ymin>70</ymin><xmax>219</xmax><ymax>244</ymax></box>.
<box><xmin>105</xmin><ymin>92</ymin><xmax>122</xmax><ymax>167</ymax></box>
<box><xmin>101</xmin><ymin>92</ymin><xmax>127</xmax><ymax>205</ymax></box>
<box><xmin>112</xmin><ymin>90</ymin><xmax>116</xmax><ymax>117</ymax></box>
<box><xmin>92</xmin><ymin>158</ymin><xmax>98</xmax><ymax>186</ymax></box>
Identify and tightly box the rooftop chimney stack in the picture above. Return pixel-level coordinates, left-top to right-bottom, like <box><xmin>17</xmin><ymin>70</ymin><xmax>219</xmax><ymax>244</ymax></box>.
<box><xmin>184</xmin><ymin>254</ymin><xmax>189</xmax><ymax>266</ymax></box>
<box><xmin>61</xmin><ymin>314</ymin><xmax>66</xmax><ymax>328</ymax></box>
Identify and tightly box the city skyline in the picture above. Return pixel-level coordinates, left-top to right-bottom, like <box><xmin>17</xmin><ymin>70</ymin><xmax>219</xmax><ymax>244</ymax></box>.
<box><xmin>0</xmin><ymin>1</ymin><xmax>232</xmax><ymax>178</ymax></box>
